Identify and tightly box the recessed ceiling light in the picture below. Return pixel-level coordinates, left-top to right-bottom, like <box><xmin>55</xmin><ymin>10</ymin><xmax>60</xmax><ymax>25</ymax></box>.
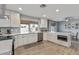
<box><xmin>43</xmin><ymin>14</ymin><xmax>46</xmax><ymax>17</ymax></box>
<box><xmin>56</xmin><ymin>9</ymin><xmax>60</xmax><ymax>12</ymax></box>
<box><xmin>40</xmin><ymin>4</ymin><xmax>46</xmax><ymax>8</ymax></box>
<box><xmin>4</xmin><ymin>16</ymin><xmax>8</xmax><ymax>20</ymax></box>
<box><xmin>19</xmin><ymin>8</ymin><xmax>22</xmax><ymax>11</ymax></box>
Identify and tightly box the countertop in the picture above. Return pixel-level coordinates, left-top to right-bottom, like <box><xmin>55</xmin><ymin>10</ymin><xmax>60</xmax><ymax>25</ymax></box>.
<box><xmin>0</xmin><ymin>32</ymin><xmax>71</xmax><ymax>36</ymax></box>
<box><xmin>0</xmin><ymin>32</ymin><xmax>41</xmax><ymax>36</ymax></box>
<box><xmin>48</xmin><ymin>32</ymin><xmax>71</xmax><ymax>35</ymax></box>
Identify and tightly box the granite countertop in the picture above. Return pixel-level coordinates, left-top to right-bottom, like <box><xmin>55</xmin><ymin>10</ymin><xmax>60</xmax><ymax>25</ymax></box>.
<box><xmin>0</xmin><ymin>32</ymin><xmax>71</xmax><ymax>36</ymax></box>
<box><xmin>0</xmin><ymin>32</ymin><xmax>41</xmax><ymax>36</ymax></box>
<box><xmin>48</xmin><ymin>32</ymin><xmax>71</xmax><ymax>35</ymax></box>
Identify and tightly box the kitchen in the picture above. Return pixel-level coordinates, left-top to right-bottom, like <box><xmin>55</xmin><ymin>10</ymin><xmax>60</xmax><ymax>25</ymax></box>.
<box><xmin>0</xmin><ymin>7</ymin><xmax>43</xmax><ymax>54</ymax></box>
<box><xmin>0</xmin><ymin>4</ymin><xmax>79</xmax><ymax>55</ymax></box>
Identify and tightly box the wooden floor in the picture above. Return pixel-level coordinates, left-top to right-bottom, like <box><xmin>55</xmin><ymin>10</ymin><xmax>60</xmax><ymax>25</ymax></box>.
<box><xmin>15</xmin><ymin>41</ymin><xmax>79</xmax><ymax>55</ymax></box>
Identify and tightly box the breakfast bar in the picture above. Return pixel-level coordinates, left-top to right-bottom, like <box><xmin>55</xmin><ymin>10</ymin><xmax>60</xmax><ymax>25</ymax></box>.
<box><xmin>47</xmin><ymin>32</ymin><xmax>72</xmax><ymax>47</ymax></box>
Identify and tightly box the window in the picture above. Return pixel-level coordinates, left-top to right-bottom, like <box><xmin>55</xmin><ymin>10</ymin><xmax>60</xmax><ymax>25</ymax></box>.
<box><xmin>30</xmin><ymin>24</ymin><xmax>39</xmax><ymax>32</ymax></box>
<box><xmin>20</xmin><ymin>24</ymin><xmax>29</xmax><ymax>33</ymax></box>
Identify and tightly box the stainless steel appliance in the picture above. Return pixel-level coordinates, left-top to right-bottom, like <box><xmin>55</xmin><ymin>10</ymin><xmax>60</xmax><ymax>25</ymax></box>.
<box><xmin>38</xmin><ymin>33</ymin><xmax>43</xmax><ymax>42</ymax></box>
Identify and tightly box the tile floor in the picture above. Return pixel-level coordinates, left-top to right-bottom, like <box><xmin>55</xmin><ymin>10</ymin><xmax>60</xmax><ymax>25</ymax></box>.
<box><xmin>15</xmin><ymin>41</ymin><xmax>79</xmax><ymax>55</ymax></box>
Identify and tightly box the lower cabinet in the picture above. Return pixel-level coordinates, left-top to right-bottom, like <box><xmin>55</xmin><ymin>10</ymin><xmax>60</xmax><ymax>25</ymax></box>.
<box><xmin>26</xmin><ymin>34</ymin><xmax>37</xmax><ymax>44</ymax></box>
<box><xmin>47</xmin><ymin>33</ymin><xmax>57</xmax><ymax>42</ymax></box>
<box><xmin>16</xmin><ymin>34</ymin><xmax>38</xmax><ymax>48</ymax></box>
<box><xmin>17</xmin><ymin>35</ymin><xmax>24</xmax><ymax>47</ymax></box>
<box><xmin>14</xmin><ymin>36</ymin><xmax>18</xmax><ymax>49</ymax></box>
<box><xmin>0</xmin><ymin>39</ymin><xmax>12</xmax><ymax>55</ymax></box>
<box><xmin>23</xmin><ymin>35</ymin><xmax>29</xmax><ymax>45</ymax></box>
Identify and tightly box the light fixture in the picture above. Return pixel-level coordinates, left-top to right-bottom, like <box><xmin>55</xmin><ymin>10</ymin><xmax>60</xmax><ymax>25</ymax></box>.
<box><xmin>42</xmin><ymin>14</ymin><xmax>46</xmax><ymax>17</ymax></box>
<box><xmin>4</xmin><ymin>16</ymin><xmax>8</xmax><ymax>20</ymax></box>
<box><xmin>56</xmin><ymin>9</ymin><xmax>60</xmax><ymax>12</ymax></box>
<box><xmin>40</xmin><ymin>4</ymin><xmax>46</xmax><ymax>8</ymax></box>
<box><xmin>19</xmin><ymin>8</ymin><xmax>22</xmax><ymax>11</ymax></box>
<box><xmin>65</xmin><ymin>19</ymin><xmax>68</xmax><ymax>22</ymax></box>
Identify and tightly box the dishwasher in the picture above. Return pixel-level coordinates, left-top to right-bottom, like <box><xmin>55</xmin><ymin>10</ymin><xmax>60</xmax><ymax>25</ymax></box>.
<box><xmin>38</xmin><ymin>33</ymin><xmax>43</xmax><ymax>42</ymax></box>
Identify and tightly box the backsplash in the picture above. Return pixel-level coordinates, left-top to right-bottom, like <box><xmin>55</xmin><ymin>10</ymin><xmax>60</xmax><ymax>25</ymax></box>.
<box><xmin>0</xmin><ymin>27</ymin><xmax>20</xmax><ymax>34</ymax></box>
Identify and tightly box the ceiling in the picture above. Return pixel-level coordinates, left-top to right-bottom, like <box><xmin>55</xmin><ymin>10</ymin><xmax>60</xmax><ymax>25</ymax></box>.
<box><xmin>4</xmin><ymin>4</ymin><xmax>79</xmax><ymax>21</ymax></box>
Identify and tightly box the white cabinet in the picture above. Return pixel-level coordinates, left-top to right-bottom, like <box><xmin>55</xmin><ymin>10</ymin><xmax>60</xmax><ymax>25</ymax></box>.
<box><xmin>0</xmin><ymin>12</ymin><xmax>20</xmax><ymax>27</ymax></box>
<box><xmin>14</xmin><ymin>36</ymin><xmax>18</xmax><ymax>49</ymax></box>
<box><xmin>47</xmin><ymin>32</ymin><xmax>57</xmax><ymax>42</ymax></box>
<box><xmin>43</xmin><ymin>32</ymin><xmax>48</xmax><ymax>40</ymax></box>
<box><xmin>23</xmin><ymin>35</ymin><xmax>29</xmax><ymax>45</ymax></box>
<box><xmin>27</xmin><ymin>34</ymin><xmax>37</xmax><ymax>44</ymax></box>
<box><xmin>22</xmin><ymin>34</ymin><xmax>37</xmax><ymax>45</ymax></box>
<box><xmin>0</xmin><ymin>39</ymin><xmax>12</xmax><ymax>54</ymax></box>
<box><xmin>40</xmin><ymin>19</ymin><xmax>48</xmax><ymax>28</ymax></box>
<box><xmin>10</xmin><ymin>12</ymin><xmax>20</xmax><ymax>27</ymax></box>
<box><xmin>17</xmin><ymin>35</ymin><xmax>24</xmax><ymax>47</ymax></box>
<box><xmin>0</xmin><ymin>17</ymin><xmax>10</xmax><ymax>27</ymax></box>
<box><xmin>17</xmin><ymin>34</ymin><xmax>38</xmax><ymax>47</ymax></box>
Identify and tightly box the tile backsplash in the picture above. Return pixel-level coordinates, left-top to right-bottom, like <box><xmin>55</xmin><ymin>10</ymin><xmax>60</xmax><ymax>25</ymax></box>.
<box><xmin>0</xmin><ymin>27</ymin><xmax>20</xmax><ymax>34</ymax></box>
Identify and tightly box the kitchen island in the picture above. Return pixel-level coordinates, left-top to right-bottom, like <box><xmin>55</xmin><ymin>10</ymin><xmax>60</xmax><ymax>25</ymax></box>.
<box><xmin>47</xmin><ymin>32</ymin><xmax>71</xmax><ymax>47</ymax></box>
<box><xmin>41</xmin><ymin>32</ymin><xmax>72</xmax><ymax>47</ymax></box>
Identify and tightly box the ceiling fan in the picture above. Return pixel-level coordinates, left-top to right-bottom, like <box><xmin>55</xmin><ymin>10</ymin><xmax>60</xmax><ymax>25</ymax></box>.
<box><xmin>40</xmin><ymin>4</ymin><xmax>47</xmax><ymax>8</ymax></box>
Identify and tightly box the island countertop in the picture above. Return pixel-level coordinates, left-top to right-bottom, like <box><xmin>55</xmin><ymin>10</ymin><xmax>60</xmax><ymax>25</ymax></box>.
<box><xmin>46</xmin><ymin>32</ymin><xmax>72</xmax><ymax>47</ymax></box>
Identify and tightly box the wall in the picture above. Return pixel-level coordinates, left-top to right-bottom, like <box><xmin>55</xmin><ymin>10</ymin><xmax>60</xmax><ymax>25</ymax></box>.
<box><xmin>58</xmin><ymin>20</ymin><xmax>79</xmax><ymax>38</ymax></box>
<box><xmin>48</xmin><ymin>20</ymin><xmax>57</xmax><ymax>32</ymax></box>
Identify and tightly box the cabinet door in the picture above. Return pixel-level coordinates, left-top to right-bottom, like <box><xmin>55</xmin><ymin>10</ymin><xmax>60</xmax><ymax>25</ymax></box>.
<box><xmin>10</xmin><ymin>12</ymin><xmax>20</xmax><ymax>27</ymax></box>
<box><xmin>0</xmin><ymin>40</ymin><xmax>12</xmax><ymax>54</ymax></box>
<box><xmin>48</xmin><ymin>33</ymin><xmax>57</xmax><ymax>42</ymax></box>
<box><xmin>40</xmin><ymin>19</ymin><xmax>47</xmax><ymax>28</ymax></box>
<box><xmin>14</xmin><ymin>36</ymin><xmax>18</xmax><ymax>49</ymax></box>
<box><xmin>23</xmin><ymin>34</ymin><xmax>37</xmax><ymax>45</ymax></box>
<box><xmin>23</xmin><ymin>35</ymin><xmax>29</xmax><ymax>45</ymax></box>
<box><xmin>17</xmin><ymin>34</ymin><xmax>38</xmax><ymax>47</ymax></box>
<box><xmin>0</xmin><ymin>18</ymin><xmax>10</xmax><ymax>27</ymax></box>
<box><xmin>17</xmin><ymin>35</ymin><xmax>24</xmax><ymax>47</ymax></box>
<box><xmin>27</xmin><ymin>34</ymin><xmax>37</xmax><ymax>44</ymax></box>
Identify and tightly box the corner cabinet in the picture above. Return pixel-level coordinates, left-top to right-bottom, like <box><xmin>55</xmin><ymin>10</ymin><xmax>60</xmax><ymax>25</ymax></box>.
<box><xmin>10</xmin><ymin>12</ymin><xmax>20</xmax><ymax>27</ymax></box>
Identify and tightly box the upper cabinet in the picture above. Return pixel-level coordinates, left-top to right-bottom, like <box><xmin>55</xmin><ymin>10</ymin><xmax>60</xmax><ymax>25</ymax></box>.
<box><xmin>0</xmin><ymin>16</ymin><xmax>10</xmax><ymax>27</ymax></box>
<box><xmin>39</xmin><ymin>19</ymin><xmax>48</xmax><ymax>28</ymax></box>
<box><xmin>0</xmin><ymin>11</ymin><xmax>21</xmax><ymax>27</ymax></box>
<box><xmin>10</xmin><ymin>12</ymin><xmax>20</xmax><ymax>27</ymax></box>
